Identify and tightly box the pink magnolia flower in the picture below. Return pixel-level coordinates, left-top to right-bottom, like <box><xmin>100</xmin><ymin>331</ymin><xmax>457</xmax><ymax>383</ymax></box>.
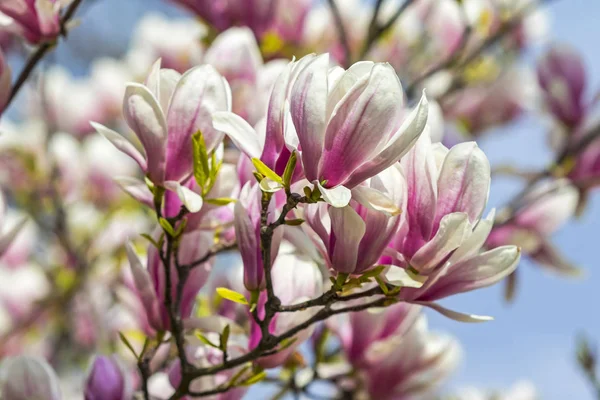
<box><xmin>234</xmin><ymin>182</ymin><xmax>281</xmax><ymax>291</ymax></box>
<box><xmin>93</xmin><ymin>59</ymin><xmax>232</xmax><ymax>185</ymax></box>
<box><xmin>385</xmin><ymin>132</ymin><xmax>520</xmax><ymax>321</ymax></box>
<box><xmin>0</xmin><ymin>48</ymin><xmax>9</xmax><ymax>115</ymax></box>
<box><xmin>0</xmin><ymin>0</ymin><xmax>62</xmax><ymax>44</ymax></box>
<box><xmin>85</xmin><ymin>355</ymin><xmax>132</xmax><ymax>400</ymax></box>
<box><xmin>0</xmin><ymin>355</ymin><xmax>62</xmax><ymax>400</ymax></box>
<box><xmin>537</xmin><ymin>44</ymin><xmax>587</xmax><ymax>128</ymax></box>
<box><xmin>304</xmin><ymin>164</ymin><xmax>404</xmax><ymax>275</ymax></box>
<box><xmin>125</xmin><ymin>230</ymin><xmax>214</xmax><ymax>334</ymax></box>
<box><xmin>249</xmin><ymin>251</ymin><xmax>323</xmax><ymax>368</ymax></box>
<box><xmin>333</xmin><ymin>304</ymin><xmax>460</xmax><ymax>400</ymax></box>
<box><xmin>487</xmin><ymin>179</ymin><xmax>581</xmax><ymax>276</ymax></box>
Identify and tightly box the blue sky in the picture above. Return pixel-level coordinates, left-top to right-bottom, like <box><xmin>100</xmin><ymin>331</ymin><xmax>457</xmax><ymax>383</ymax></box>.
<box><xmin>43</xmin><ymin>0</ymin><xmax>600</xmax><ymax>398</ymax></box>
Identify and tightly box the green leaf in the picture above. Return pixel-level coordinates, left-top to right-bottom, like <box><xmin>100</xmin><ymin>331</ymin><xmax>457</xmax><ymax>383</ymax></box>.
<box><xmin>118</xmin><ymin>332</ymin><xmax>138</xmax><ymax>359</ymax></box>
<box><xmin>220</xmin><ymin>324</ymin><xmax>230</xmax><ymax>351</ymax></box>
<box><xmin>361</xmin><ymin>265</ymin><xmax>386</xmax><ymax>279</ymax></box>
<box><xmin>140</xmin><ymin>233</ymin><xmax>160</xmax><ymax>249</ymax></box>
<box><xmin>229</xmin><ymin>365</ymin><xmax>251</xmax><ymax>386</ymax></box>
<box><xmin>282</xmin><ymin>151</ymin><xmax>297</xmax><ymax>188</ymax></box>
<box><xmin>375</xmin><ymin>276</ymin><xmax>389</xmax><ymax>295</ymax></box>
<box><xmin>303</xmin><ymin>186</ymin><xmax>312</xmax><ymax>199</ymax></box>
<box><xmin>158</xmin><ymin>217</ymin><xmax>175</xmax><ymax>237</ymax></box>
<box><xmin>205</xmin><ymin>197</ymin><xmax>237</xmax><ymax>206</ymax></box>
<box><xmin>195</xmin><ymin>332</ymin><xmax>220</xmax><ymax>349</ymax></box>
<box><xmin>216</xmin><ymin>287</ymin><xmax>249</xmax><ymax>305</ymax></box>
<box><xmin>192</xmin><ymin>131</ymin><xmax>210</xmax><ymax>189</ymax></box>
<box><xmin>240</xmin><ymin>370</ymin><xmax>267</xmax><ymax>386</ymax></box>
<box><xmin>278</xmin><ymin>337</ymin><xmax>298</xmax><ymax>351</ymax></box>
<box><xmin>284</xmin><ymin>218</ymin><xmax>305</xmax><ymax>226</ymax></box>
<box><xmin>251</xmin><ymin>158</ymin><xmax>283</xmax><ymax>184</ymax></box>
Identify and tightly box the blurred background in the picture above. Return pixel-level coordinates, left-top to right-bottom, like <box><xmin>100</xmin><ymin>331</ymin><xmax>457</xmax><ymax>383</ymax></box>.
<box><xmin>4</xmin><ymin>0</ymin><xmax>600</xmax><ymax>398</ymax></box>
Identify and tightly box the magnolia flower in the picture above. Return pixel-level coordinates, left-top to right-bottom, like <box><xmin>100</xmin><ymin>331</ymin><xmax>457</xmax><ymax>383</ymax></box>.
<box><xmin>487</xmin><ymin>179</ymin><xmax>580</xmax><ymax>276</ymax></box>
<box><xmin>126</xmin><ymin>230</ymin><xmax>214</xmax><ymax>334</ymax></box>
<box><xmin>249</xmin><ymin>251</ymin><xmax>323</xmax><ymax>368</ymax></box>
<box><xmin>0</xmin><ymin>49</ymin><xmax>9</xmax><ymax>115</ymax></box>
<box><xmin>215</xmin><ymin>54</ymin><xmax>428</xmax><ymax>207</ymax></box>
<box><xmin>0</xmin><ymin>355</ymin><xmax>62</xmax><ymax>400</ymax></box>
<box><xmin>537</xmin><ymin>44</ymin><xmax>587</xmax><ymax>128</ymax></box>
<box><xmin>234</xmin><ymin>182</ymin><xmax>282</xmax><ymax>291</ymax></box>
<box><xmin>304</xmin><ymin>165</ymin><xmax>404</xmax><ymax>275</ymax></box>
<box><xmin>386</xmin><ymin>132</ymin><xmax>520</xmax><ymax>322</ymax></box>
<box><xmin>0</xmin><ymin>0</ymin><xmax>62</xmax><ymax>44</ymax></box>
<box><xmin>332</xmin><ymin>305</ymin><xmax>461</xmax><ymax>400</ymax></box>
<box><xmin>93</xmin><ymin>59</ymin><xmax>231</xmax><ymax>185</ymax></box>
<box><xmin>84</xmin><ymin>355</ymin><xmax>132</xmax><ymax>400</ymax></box>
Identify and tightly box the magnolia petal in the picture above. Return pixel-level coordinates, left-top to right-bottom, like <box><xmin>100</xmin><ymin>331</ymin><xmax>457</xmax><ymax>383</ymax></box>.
<box><xmin>144</xmin><ymin>58</ymin><xmax>162</xmax><ymax>101</ymax></box>
<box><xmin>328</xmin><ymin>206</ymin><xmax>366</xmax><ymax>274</ymax></box>
<box><xmin>316</xmin><ymin>181</ymin><xmax>351</xmax><ymax>208</ymax></box>
<box><xmin>532</xmin><ymin>239</ymin><xmax>584</xmax><ymax>277</ymax></box>
<box><xmin>91</xmin><ymin>122</ymin><xmax>148</xmax><ymax>172</ymax></box>
<box><xmin>114</xmin><ymin>176</ymin><xmax>154</xmax><ymax>207</ymax></box>
<box><xmin>448</xmin><ymin>209</ymin><xmax>495</xmax><ymax>265</ymax></box>
<box><xmin>413</xmin><ymin>301</ymin><xmax>493</xmax><ymax>323</ymax></box>
<box><xmin>383</xmin><ymin>267</ymin><xmax>425</xmax><ymax>288</ymax></box>
<box><xmin>344</xmin><ymin>92</ymin><xmax>429</xmax><ymax>188</ymax></box>
<box><xmin>183</xmin><ymin>316</ymin><xmax>244</xmax><ymax>334</ymax></box>
<box><xmin>123</xmin><ymin>83</ymin><xmax>167</xmax><ymax>183</ymax></box>
<box><xmin>233</xmin><ymin>201</ymin><xmax>261</xmax><ymax>290</ymax></box>
<box><xmin>164</xmin><ymin>181</ymin><xmax>203</xmax><ymax>213</ymax></box>
<box><xmin>212</xmin><ymin>111</ymin><xmax>262</xmax><ymax>159</ymax></box>
<box><xmin>410</xmin><ymin>213</ymin><xmax>470</xmax><ymax>274</ymax></box>
<box><xmin>291</xmin><ymin>54</ymin><xmax>329</xmax><ymax>182</ymax></box>
<box><xmin>351</xmin><ymin>185</ymin><xmax>401</xmax><ymax>216</ymax></box>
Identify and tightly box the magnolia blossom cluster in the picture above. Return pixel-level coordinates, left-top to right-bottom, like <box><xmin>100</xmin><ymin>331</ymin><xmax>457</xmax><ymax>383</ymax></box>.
<box><xmin>0</xmin><ymin>0</ymin><xmax>594</xmax><ymax>399</ymax></box>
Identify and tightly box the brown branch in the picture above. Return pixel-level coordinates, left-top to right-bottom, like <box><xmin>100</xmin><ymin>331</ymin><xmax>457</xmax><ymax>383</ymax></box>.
<box><xmin>327</xmin><ymin>0</ymin><xmax>352</xmax><ymax>67</ymax></box>
<box><xmin>360</xmin><ymin>0</ymin><xmax>415</xmax><ymax>59</ymax></box>
<box><xmin>5</xmin><ymin>0</ymin><xmax>85</xmax><ymax>109</ymax></box>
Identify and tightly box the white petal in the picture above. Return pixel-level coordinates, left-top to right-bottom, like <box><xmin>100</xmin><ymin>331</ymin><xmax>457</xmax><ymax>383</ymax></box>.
<box><xmin>259</xmin><ymin>177</ymin><xmax>284</xmax><ymax>193</ymax></box>
<box><xmin>414</xmin><ymin>301</ymin><xmax>494</xmax><ymax>323</ymax></box>
<box><xmin>383</xmin><ymin>267</ymin><xmax>425</xmax><ymax>288</ymax></box>
<box><xmin>316</xmin><ymin>181</ymin><xmax>351</xmax><ymax>208</ymax></box>
<box><xmin>351</xmin><ymin>185</ymin><xmax>401</xmax><ymax>216</ymax></box>
<box><xmin>164</xmin><ymin>181</ymin><xmax>203</xmax><ymax>213</ymax></box>
<box><xmin>212</xmin><ymin>111</ymin><xmax>262</xmax><ymax>159</ymax></box>
<box><xmin>91</xmin><ymin>122</ymin><xmax>147</xmax><ymax>171</ymax></box>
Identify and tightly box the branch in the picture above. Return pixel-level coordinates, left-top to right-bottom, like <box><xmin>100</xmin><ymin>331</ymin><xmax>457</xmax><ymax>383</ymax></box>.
<box><xmin>360</xmin><ymin>0</ymin><xmax>415</xmax><ymax>59</ymax></box>
<box><xmin>5</xmin><ymin>0</ymin><xmax>85</xmax><ymax>109</ymax></box>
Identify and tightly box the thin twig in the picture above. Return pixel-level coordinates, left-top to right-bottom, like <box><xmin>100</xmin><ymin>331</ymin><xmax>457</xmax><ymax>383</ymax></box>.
<box><xmin>327</xmin><ymin>0</ymin><xmax>352</xmax><ymax>67</ymax></box>
<box><xmin>360</xmin><ymin>0</ymin><xmax>415</xmax><ymax>59</ymax></box>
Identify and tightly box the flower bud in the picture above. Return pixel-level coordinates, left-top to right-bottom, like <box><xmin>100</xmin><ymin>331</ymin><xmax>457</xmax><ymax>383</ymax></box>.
<box><xmin>0</xmin><ymin>0</ymin><xmax>61</xmax><ymax>44</ymax></box>
<box><xmin>84</xmin><ymin>355</ymin><xmax>130</xmax><ymax>400</ymax></box>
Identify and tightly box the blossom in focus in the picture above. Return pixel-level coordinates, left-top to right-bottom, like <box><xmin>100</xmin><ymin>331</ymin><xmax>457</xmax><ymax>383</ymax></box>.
<box><xmin>304</xmin><ymin>165</ymin><xmax>404</xmax><ymax>275</ymax></box>
<box><xmin>0</xmin><ymin>0</ymin><xmax>62</xmax><ymax>44</ymax></box>
<box><xmin>126</xmin><ymin>230</ymin><xmax>215</xmax><ymax>334</ymax></box>
<box><xmin>487</xmin><ymin>179</ymin><xmax>581</xmax><ymax>276</ymax></box>
<box><xmin>290</xmin><ymin>54</ymin><xmax>428</xmax><ymax>206</ymax></box>
<box><xmin>537</xmin><ymin>44</ymin><xmax>587</xmax><ymax>128</ymax></box>
<box><xmin>93</xmin><ymin>59</ymin><xmax>231</xmax><ymax>184</ymax></box>
<box><xmin>249</xmin><ymin>251</ymin><xmax>323</xmax><ymax>368</ymax></box>
<box><xmin>84</xmin><ymin>355</ymin><xmax>132</xmax><ymax>400</ymax></box>
<box><xmin>0</xmin><ymin>355</ymin><xmax>61</xmax><ymax>400</ymax></box>
<box><xmin>333</xmin><ymin>304</ymin><xmax>461</xmax><ymax>400</ymax></box>
<box><xmin>385</xmin><ymin>132</ymin><xmax>520</xmax><ymax>321</ymax></box>
<box><xmin>234</xmin><ymin>182</ymin><xmax>281</xmax><ymax>291</ymax></box>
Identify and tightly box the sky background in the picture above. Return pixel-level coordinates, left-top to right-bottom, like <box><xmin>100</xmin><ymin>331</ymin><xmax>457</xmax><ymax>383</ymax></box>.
<box><xmin>34</xmin><ymin>0</ymin><xmax>600</xmax><ymax>398</ymax></box>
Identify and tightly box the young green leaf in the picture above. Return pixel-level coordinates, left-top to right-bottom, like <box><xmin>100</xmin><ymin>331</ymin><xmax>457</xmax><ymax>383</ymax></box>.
<box><xmin>216</xmin><ymin>287</ymin><xmax>249</xmax><ymax>305</ymax></box>
<box><xmin>361</xmin><ymin>265</ymin><xmax>386</xmax><ymax>279</ymax></box>
<box><xmin>195</xmin><ymin>332</ymin><xmax>220</xmax><ymax>349</ymax></box>
<box><xmin>251</xmin><ymin>158</ymin><xmax>283</xmax><ymax>184</ymax></box>
<box><xmin>284</xmin><ymin>218</ymin><xmax>305</xmax><ymax>226</ymax></box>
<box><xmin>118</xmin><ymin>332</ymin><xmax>138</xmax><ymax>359</ymax></box>
<box><xmin>192</xmin><ymin>131</ymin><xmax>210</xmax><ymax>189</ymax></box>
<box><xmin>282</xmin><ymin>151</ymin><xmax>297</xmax><ymax>188</ymax></box>
<box><xmin>220</xmin><ymin>324</ymin><xmax>231</xmax><ymax>351</ymax></box>
<box><xmin>240</xmin><ymin>370</ymin><xmax>267</xmax><ymax>386</ymax></box>
<box><xmin>158</xmin><ymin>217</ymin><xmax>175</xmax><ymax>237</ymax></box>
<box><xmin>205</xmin><ymin>197</ymin><xmax>237</xmax><ymax>206</ymax></box>
<box><xmin>140</xmin><ymin>233</ymin><xmax>160</xmax><ymax>249</ymax></box>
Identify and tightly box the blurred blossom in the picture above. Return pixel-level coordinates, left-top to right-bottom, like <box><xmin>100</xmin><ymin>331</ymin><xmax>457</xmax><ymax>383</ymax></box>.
<box><xmin>537</xmin><ymin>44</ymin><xmax>587</xmax><ymax>128</ymax></box>
<box><xmin>488</xmin><ymin>179</ymin><xmax>581</xmax><ymax>276</ymax></box>
<box><xmin>0</xmin><ymin>48</ymin><xmax>10</xmax><ymax>115</ymax></box>
<box><xmin>84</xmin><ymin>355</ymin><xmax>132</xmax><ymax>400</ymax></box>
<box><xmin>333</xmin><ymin>305</ymin><xmax>460</xmax><ymax>399</ymax></box>
<box><xmin>126</xmin><ymin>230</ymin><xmax>214</xmax><ymax>334</ymax></box>
<box><xmin>385</xmin><ymin>132</ymin><xmax>519</xmax><ymax>321</ymax></box>
<box><xmin>455</xmin><ymin>380</ymin><xmax>538</xmax><ymax>400</ymax></box>
<box><xmin>0</xmin><ymin>355</ymin><xmax>61</xmax><ymax>400</ymax></box>
<box><xmin>126</xmin><ymin>13</ymin><xmax>206</xmax><ymax>75</ymax></box>
<box><xmin>249</xmin><ymin>251</ymin><xmax>323</xmax><ymax>368</ymax></box>
<box><xmin>0</xmin><ymin>0</ymin><xmax>62</xmax><ymax>44</ymax></box>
